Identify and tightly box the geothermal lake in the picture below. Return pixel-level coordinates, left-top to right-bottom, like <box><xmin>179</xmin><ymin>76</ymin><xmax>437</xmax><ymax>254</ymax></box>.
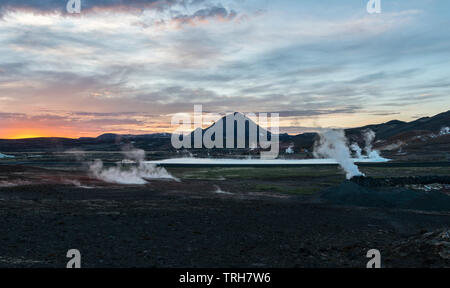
<box><xmin>146</xmin><ymin>157</ymin><xmax>390</xmax><ymax>166</ymax></box>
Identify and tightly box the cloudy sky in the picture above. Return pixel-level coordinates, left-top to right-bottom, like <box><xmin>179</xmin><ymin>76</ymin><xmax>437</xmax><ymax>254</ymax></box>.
<box><xmin>0</xmin><ymin>0</ymin><xmax>449</xmax><ymax>138</ymax></box>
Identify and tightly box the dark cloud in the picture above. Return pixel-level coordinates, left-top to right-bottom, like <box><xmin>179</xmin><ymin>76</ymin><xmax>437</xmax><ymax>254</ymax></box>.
<box><xmin>0</xmin><ymin>0</ymin><xmax>238</xmax><ymax>24</ymax></box>
<box><xmin>346</xmin><ymin>69</ymin><xmax>420</xmax><ymax>85</ymax></box>
<box><xmin>0</xmin><ymin>0</ymin><xmax>179</xmax><ymax>14</ymax></box>
<box><xmin>69</xmin><ymin>111</ymin><xmax>142</xmax><ymax>117</ymax></box>
<box><xmin>77</xmin><ymin>118</ymin><xmax>145</xmax><ymax>126</ymax></box>
<box><xmin>369</xmin><ymin>111</ymin><xmax>401</xmax><ymax>116</ymax></box>
<box><xmin>0</xmin><ymin>112</ymin><xmax>26</xmax><ymax>119</ymax></box>
<box><xmin>278</xmin><ymin>126</ymin><xmax>326</xmax><ymax>134</ymax></box>
<box><xmin>258</xmin><ymin>107</ymin><xmax>361</xmax><ymax>118</ymax></box>
<box><xmin>191</xmin><ymin>5</ymin><xmax>235</xmax><ymax>20</ymax></box>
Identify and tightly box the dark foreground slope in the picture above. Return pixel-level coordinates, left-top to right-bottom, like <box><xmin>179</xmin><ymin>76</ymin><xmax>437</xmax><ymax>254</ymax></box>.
<box><xmin>0</xmin><ymin>184</ymin><xmax>448</xmax><ymax>268</ymax></box>
<box><xmin>0</xmin><ymin>165</ymin><xmax>448</xmax><ymax>268</ymax></box>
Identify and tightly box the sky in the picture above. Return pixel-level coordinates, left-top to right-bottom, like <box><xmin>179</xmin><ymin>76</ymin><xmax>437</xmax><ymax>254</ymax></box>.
<box><xmin>0</xmin><ymin>0</ymin><xmax>449</xmax><ymax>139</ymax></box>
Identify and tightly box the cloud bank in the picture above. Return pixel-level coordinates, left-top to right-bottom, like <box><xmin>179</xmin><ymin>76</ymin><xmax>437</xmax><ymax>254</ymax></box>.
<box><xmin>1</xmin><ymin>0</ymin><xmax>449</xmax><ymax>137</ymax></box>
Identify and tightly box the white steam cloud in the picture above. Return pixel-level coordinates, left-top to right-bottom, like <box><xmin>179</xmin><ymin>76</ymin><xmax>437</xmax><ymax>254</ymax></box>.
<box><xmin>0</xmin><ymin>153</ymin><xmax>14</xmax><ymax>159</ymax></box>
<box><xmin>314</xmin><ymin>129</ymin><xmax>388</xmax><ymax>179</ymax></box>
<box><xmin>362</xmin><ymin>129</ymin><xmax>385</xmax><ymax>160</ymax></box>
<box><xmin>0</xmin><ymin>180</ymin><xmax>31</xmax><ymax>187</ymax></box>
<box><xmin>314</xmin><ymin>130</ymin><xmax>364</xmax><ymax>179</ymax></box>
<box><xmin>285</xmin><ymin>145</ymin><xmax>294</xmax><ymax>154</ymax></box>
<box><xmin>213</xmin><ymin>185</ymin><xmax>233</xmax><ymax>195</ymax></box>
<box><xmin>363</xmin><ymin>129</ymin><xmax>375</xmax><ymax>154</ymax></box>
<box><xmin>350</xmin><ymin>143</ymin><xmax>362</xmax><ymax>158</ymax></box>
<box><xmin>122</xmin><ymin>144</ymin><xmax>146</xmax><ymax>161</ymax></box>
<box><xmin>62</xmin><ymin>179</ymin><xmax>95</xmax><ymax>189</ymax></box>
<box><xmin>439</xmin><ymin>127</ymin><xmax>450</xmax><ymax>136</ymax></box>
<box><xmin>89</xmin><ymin>147</ymin><xmax>178</xmax><ymax>184</ymax></box>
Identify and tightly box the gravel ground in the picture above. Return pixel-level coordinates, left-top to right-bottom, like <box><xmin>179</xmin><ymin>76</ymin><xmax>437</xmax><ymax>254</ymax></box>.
<box><xmin>0</xmin><ymin>181</ymin><xmax>448</xmax><ymax>268</ymax></box>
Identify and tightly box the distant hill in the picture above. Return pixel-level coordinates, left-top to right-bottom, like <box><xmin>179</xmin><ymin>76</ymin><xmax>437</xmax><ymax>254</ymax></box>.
<box><xmin>184</xmin><ymin>112</ymin><xmax>272</xmax><ymax>149</ymax></box>
<box><xmin>0</xmin><ymin>133</ymin><xmax>172</xmax><ymax>152</ymax></box>
<box><xmin>0</xmin><ymin>110</ymin><xmax>448</xmax><ymax>156</ymax></box>
<box><xmin>346</xmin><ymin>110</ymin><xmax>450</xmax><ymax>140</ymax></box>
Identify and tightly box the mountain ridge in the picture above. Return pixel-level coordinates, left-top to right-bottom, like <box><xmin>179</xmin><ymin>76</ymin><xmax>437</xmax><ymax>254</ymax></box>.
<box><xmin>0</xmin><ymin>110</ymin><xmax>448</xmax><ymax>154</ymax></box>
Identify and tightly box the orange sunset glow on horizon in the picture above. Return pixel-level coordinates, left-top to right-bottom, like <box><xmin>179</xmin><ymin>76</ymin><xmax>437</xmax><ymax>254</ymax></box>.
<box><xmin>0</xmin><ymin>110</ymin><xmax>438</xmax><ymax>140</ymax></box>
<box><xmin>0</xmin><ymin>125</ymin><xmax>90</xmax><ymax>140</ymax></box>
<box><xmin>1</xmin><ymin>129</ymin><xmax>76</xmax><ymax>140</ymax></box>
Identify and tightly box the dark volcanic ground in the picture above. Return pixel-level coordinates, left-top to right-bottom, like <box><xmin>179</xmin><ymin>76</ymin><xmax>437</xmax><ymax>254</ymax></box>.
<box><xmin>0</xmin><ymin>165</ymin><xmax>449</xmax><ymax>268</ymax></box>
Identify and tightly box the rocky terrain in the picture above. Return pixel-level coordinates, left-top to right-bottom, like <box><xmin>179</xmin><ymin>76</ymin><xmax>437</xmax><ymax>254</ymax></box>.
<box><xmin>0</xmin><ymin>164</ymin><xmax>448</xmax><ymax>268</ymax></box>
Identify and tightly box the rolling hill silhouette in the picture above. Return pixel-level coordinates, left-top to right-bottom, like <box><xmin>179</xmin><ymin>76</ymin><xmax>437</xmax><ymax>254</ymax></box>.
<box><xmin>0</xmin><ymin>110</ymin><xmax>448</xmax><ymax>154</ymax></box>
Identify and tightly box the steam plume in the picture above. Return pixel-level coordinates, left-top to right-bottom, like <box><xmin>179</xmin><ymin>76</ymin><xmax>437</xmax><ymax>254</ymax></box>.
<box><xmin>439</xmin><ymin>127</ymin><xmax>450</xmax><ymax>136</ymax></box>
<box><xmin>314</xmin><ymin>129</ymin><xmax>364</xmax><ymax>179</ymax></box>
<box><xmin>350</xmin><ymin>143</ymin><xmax>362</xmax><ymax>158</ymax></box>
<box><xmin>363</xmin><ymin>129</ymin><xmax>375</xmax><ymax>155</ymax></box>
<box><xmin>285</xmin><ymin>145</ymin><xmax>294</xmax><ymax>154</ymax></box>
<box><xmin>89</xmin><ymin>147</ymin><xmax>177</xmax><ymax>184</ymax></box>
<box><xmin>0</xmin><ymin>153</ymin><xmax>14</xmax><ymax>159</ymax></box>
<box><xmin>362</xmin><ymin>129</ymin><xmax>384</xmax><ymax>159</ymax></box>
